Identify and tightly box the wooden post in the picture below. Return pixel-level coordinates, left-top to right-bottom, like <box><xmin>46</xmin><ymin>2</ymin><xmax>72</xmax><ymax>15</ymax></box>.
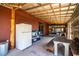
<box><xmin>10</xmin><ymin>7</ymin><xmax>15</xmax><ymax>48</ymax></box>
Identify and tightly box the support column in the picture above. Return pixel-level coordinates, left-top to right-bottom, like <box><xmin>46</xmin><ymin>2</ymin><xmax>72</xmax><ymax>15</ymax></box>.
<box><xmin>64</xmin><ymin>43</ymin><xmax>70</xmax><ymax>56</ymax></box>
<box><xmin>10</xmin><ymin>7</ymin><xmax>15</xmax><ymax>48</ymax></box>
<box><xmin>67</xmin><ymin>22</ymin><xmax>72</xmax><ymax>40</ymax></box>
<box><xmin>54</xmin><ymin>41</ymin><xmax>58</xmax><ymax>56</ymax></box>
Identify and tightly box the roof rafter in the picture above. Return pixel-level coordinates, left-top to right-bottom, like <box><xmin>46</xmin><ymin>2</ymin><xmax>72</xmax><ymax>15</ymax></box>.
<box><xmin>64</xmin><ymin>3</ymin><xmax>71</xmax><ymax>23</ymax></box>
<box><xmin>31</xmin><ymin>9</ymin><xmax>74</xmax><ymax>15</ymax></box>
<box><xmin>25</xmin><ymin>3</ymin><xmax>50</xmax><ymax>10</ymax></box>
<box><xmin>34</xmin><ymin>13</ymin><xmax>72</xmax><ymax>16</ymax></box>
<box><xmin>27</xmin><ymin>4</ymin><xmax>76</xmax><ymax>13</ymax></box>
<box><xmin>59</xmin><ymin>3</ymin><xmax>61</xmax><ymax>24</ymax></box>
<box><xmin>50</xmin><ymin>4</ymin><xmax>57</xmax><ymax>24</ymax></box>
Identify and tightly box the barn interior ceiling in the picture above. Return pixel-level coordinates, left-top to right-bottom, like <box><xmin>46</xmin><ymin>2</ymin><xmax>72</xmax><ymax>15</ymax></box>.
<box><xmin>0</xmin><ymin>3</ymin><xmax>78</xmax><ymax>24</ymax></box>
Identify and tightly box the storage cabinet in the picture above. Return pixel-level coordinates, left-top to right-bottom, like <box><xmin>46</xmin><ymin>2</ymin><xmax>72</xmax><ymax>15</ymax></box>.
<box><xmin>16</xmin><ymin>23</ymin><xmax>32</xmax><ymax>50</ymax></box>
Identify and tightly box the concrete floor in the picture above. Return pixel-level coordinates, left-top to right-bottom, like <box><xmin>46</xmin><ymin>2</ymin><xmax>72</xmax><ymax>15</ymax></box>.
<box><xmin>7</xmin><ymin>36</ymin><xmax>55</xmax><ymax>56</ymax></box>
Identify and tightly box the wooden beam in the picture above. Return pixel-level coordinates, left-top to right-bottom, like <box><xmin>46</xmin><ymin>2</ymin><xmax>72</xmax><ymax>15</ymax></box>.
<box><xmin>36</xmin><ymin>14</ymin><xmax>71</xmax><ymax>17</ymax></box>
<box><xmin>50</xmin><ymin>4</ymin><xmax>57</xmax><ymax>24</ymax></box>
<box><xmin>37</xmin><ymin>16</ymin><xmax>70</xmax><ymax>19</ymax></box>
<box><xmin>35</xmin><ymin>13</ymin><xmax>72</xmax><ymax>17</ymax></box>
<box><xmin>28</xmin><ymin>4</ymin><xmax>76</xmax><ymax>13</ymax></box>
<box><xmin>36</xmin><ymin>15</ymin><xmax>71</xmax><ymax>17</ymax></box>
<box><xmin>64</xmin><ymin>3</ymin><xmax>71</xmax><ymax>23</ymax></box>
<box><xmin>37</xmin><ymin>3</ymin><xmax>42</xmax><ymax>6</ymax></box>
<box><xmin>51</xmin><ymin>16</ymin><xmax>71</xmax><ymax>17</ymax></box>
<box><xmin>36</xmin><ymin>3</ymin><xmax>51</xmax><ymax>23</ymax></box>
<box><xmin>32</xmin><ymin>9</ymin><xmax>74</xmax><ymax>15</ymax></box>
<box><xmin>25</xmin><ymin>3</ymin><xmax>49</xmax><ymax>10</ymax></box>
<box><xmin>0</xmin><ymin>3</ymin><xmax>26</xmax><ymax>8</ymax></box>
<box><xmin>10</xmin><ymin>7</ymin><xmax>16</xmax><ymax>48</ymax></box>
<box><xmin>66</xmin><ymin>4</ymin><xmax>79</xmax><ymax>23</ymax></box>
<box><xmin>59</xmin><ymin>3</ymin><xmax>61</xmax><ymax>24</ymax></box>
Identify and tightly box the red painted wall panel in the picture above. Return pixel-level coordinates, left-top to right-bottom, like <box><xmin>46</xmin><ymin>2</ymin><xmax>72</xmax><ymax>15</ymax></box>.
<box><xmin>0</xmin><ymin>6</ymin><xmax>49</xmax><ymax>49</ymax></box>
<box><xmin>44</xmin><ymin>24</ymin><xmax>49</xmax><ymax>35</ymax></box>
<box><xmin>0</xmin><ymin>6</ymin><xmax>11</xmax><ymax>42</ymax></box>
<box><xmin>15</xmin><ymin>9</ymin><xmax>45</xmax><ymax>30</ymax></box>
<box><xmin>0</xmin><ymin>6</ymin><xmax>49</xmax><ymax>43</ymax></box>
<box><xmin>15</xmin><ymin>9</ymin><xmax>49</xmax><ymax>35</ymax></box>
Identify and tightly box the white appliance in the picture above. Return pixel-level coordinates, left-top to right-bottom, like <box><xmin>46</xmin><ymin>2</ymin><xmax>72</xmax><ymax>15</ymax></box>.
<box><xmin>16</xmin><ymin>23</ymin><xmax>32</xmax><ymax>50</ymax></box>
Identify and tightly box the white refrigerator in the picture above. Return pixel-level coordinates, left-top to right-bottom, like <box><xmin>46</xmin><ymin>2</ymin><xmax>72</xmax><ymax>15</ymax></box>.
<box><xmin>16</xmin><ymin>23</ymin><xmax>32</xmax><ymax>50</ymax></box>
